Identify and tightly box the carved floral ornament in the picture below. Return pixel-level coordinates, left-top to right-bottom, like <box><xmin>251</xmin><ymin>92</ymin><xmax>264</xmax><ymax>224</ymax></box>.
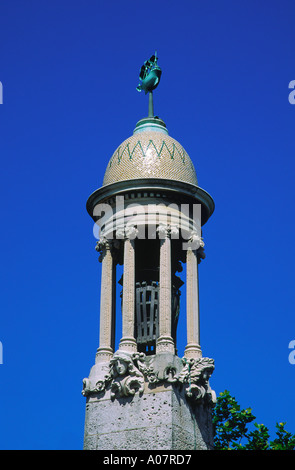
<box><xmin>82</xmin><ymin>351</ymin><xmax>216</xmax><ymax>405</ymax></box>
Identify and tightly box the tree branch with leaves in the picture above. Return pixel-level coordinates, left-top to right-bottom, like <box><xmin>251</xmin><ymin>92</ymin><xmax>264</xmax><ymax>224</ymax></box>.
<box><xmin>212</xmin><ymin>390</ymin><xmax>295</xmax><ymax>450</ymax></box>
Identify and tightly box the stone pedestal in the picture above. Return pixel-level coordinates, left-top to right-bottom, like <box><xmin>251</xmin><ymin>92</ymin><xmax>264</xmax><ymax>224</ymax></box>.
<box><xmin>84</xmin><ymin>386</ymin><xmax>214</xmax><ymax>450</ymax></box>
<box><xmin>82</xmin><ymin>352</ymin><xmax>215</xmax><ymax>450</ymax></box>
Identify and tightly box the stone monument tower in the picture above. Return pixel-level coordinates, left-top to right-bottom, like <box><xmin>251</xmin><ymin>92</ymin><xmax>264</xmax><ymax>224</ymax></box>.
<box><xmin>82</xmin><ymin>54</ymin><xmax>216</xmax><ymax>450</ymax></box>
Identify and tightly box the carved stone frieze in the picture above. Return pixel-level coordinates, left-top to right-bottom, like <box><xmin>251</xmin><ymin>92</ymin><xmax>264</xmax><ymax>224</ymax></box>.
<box><xmin>82</xmin><ymin>352</ymin><xmax>215</xmax><ymax>405</ymax></box>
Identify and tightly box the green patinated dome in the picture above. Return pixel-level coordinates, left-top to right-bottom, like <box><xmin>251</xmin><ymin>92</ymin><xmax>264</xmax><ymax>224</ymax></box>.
<box><xmin>102</xmin><ymin>117</ymin><xmax>198</xmax><ymax>187</ymax></box>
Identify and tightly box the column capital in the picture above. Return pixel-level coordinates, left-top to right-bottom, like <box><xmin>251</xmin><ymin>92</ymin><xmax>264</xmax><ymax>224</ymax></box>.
<box><xmin>186</xmin><ymin>230</ymin><xmax>204</xmax><ymax>250</ymax></box>
<box><xmin>95</xmin><ymin>237</ymin><xmax>114</xmax><ymax>263</ymax></box>
<box><xmin>125</xmin><ymin>226</ymin><xmax>139</xmax><ymax>240</ymax></box>
<box><xmin>116</xmin><ymin>226</ymin><xmax>138</xmax><ymax>240</ymax></box>
<box><xmin>95</xmin><ymin>237</ymin><xmax>122</xmax><ymax>263</ymax></box>
<box><xmin>157</xmin><ymin>223</ymin><xmax>179</xmax><ymax>239</ymax></box>
<box><xmin>95</xmin><ymin>236</ymin><xmax>112</xmax><ymax>252</ymax></box>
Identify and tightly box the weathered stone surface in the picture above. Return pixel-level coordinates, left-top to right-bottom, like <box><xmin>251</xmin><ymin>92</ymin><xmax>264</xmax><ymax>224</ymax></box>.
<box><xmin>83</xmin><ymin>383</ymin><xmax>214</xmax><ymax>450</ymax></box>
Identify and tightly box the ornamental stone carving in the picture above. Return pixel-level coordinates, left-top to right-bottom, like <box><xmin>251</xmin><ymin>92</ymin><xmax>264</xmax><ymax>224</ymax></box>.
<box><xmin>95</xmin><ymin>236</ymin><xmax>109</xmax><ymax>253</ymax></box>
<box><xmin>115</xmin><ymin>227</ymin><xmax>125</xmax><ymax>239</ymax></box>
<box><xmin>176</xmin><ymin>357</ymin><xmax>216</xmax><ymax>404</ymax></box>
<box><xmin>115</xmin><ymin>226</ymin><xmax>139</xmax><ymax>240</ymax></box>
<box><xmin>107</xmin><ymin>352</ymin><xmax>144</xmax><ymax>399</ymax></box>
<box><xmin>187</xmin><ymin>230</ymin><xmax>204</xmax><ymax>250</ymax></box>
<box><xmin>95</xmin><ymin>237</ymin><xmax>122</xmax><ymax>262</ymax></box>
<box><xmin>82</xmin><ymin>351</ymin><xmax>146</xmax><ymax>399</ymax></box>
<box><xmin>82</xmin><ymin>352</ymin><xmax>215</xmax><ymax>405</ymax></box>
<box><xmin>125</xmin><ymin>226</ymin><xmax>139</xmax><ymax>240</ymax></box>
<box><xmin>156</xmin><ymin>223</ymin><xmax>179</xmax><ymax>239</ymax></box>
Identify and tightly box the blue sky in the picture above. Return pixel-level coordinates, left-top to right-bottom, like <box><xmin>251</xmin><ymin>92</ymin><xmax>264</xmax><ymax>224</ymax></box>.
<box><xmin>0</xmin><ymin>0</ymin><xmax>295</xmax><ymax>449</ymax></box>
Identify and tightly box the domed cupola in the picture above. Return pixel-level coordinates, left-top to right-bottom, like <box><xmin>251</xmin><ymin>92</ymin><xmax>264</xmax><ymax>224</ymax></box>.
<box><xmin>102</xmin><ymin>116</ymin><xmax>198</xmax><ymax>187</ymax></box>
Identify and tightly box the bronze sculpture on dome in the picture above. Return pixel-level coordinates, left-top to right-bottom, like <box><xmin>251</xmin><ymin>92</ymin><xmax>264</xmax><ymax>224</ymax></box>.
<box><xmin>136</xmin><ymin>51</ymin><xmax>162</xmax><ymax>94</ymax></box>
<box><xmin>136</xmin><ymin>51</ymin><xmax>162</xmax><ymax>117</ymax></box>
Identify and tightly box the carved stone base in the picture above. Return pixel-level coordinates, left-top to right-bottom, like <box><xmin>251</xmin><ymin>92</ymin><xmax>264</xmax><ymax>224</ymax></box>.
<box><xmin>82</xmin><ymin>351</ymin><xmax>215</xmax><ymax>450</ymax></box>
<box><xmin>184</xmin><ymin>343</ymin><xmax>202</xmax><ymax>360</ymax></box>
<box><xmin>156</xmin><ymin>335</ymin><xmax>175</xmax><ymax>354</ymax></box>
<box><xmin>118</xmin><ymin>336</ymin><xmax>137</xmax><ymax>353</ymax></box>
<box><xmin>95</xmin><ymin>347</ymin><xmax>113</xmax><ymax>363</ymax></box>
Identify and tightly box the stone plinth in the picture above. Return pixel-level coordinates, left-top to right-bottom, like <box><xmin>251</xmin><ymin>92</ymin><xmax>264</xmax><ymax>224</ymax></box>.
<box><xmin>84</xmin><ymin>385</ymin><xmax>214</xmax><ymax>450</ymax></box>
<box><xmin>82</xmin><ymin>352</ymin><xmax>215</xmax><ymax>450</ymax></box>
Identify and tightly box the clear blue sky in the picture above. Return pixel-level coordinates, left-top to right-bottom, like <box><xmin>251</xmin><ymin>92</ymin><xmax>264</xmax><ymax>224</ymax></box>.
<box><xmin>0</xmin><ymin>0</ymin><xmax>295</xmax><ymax>450</ymax></box>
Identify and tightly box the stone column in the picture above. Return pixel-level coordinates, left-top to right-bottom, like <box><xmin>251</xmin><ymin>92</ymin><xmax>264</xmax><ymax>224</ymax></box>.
<box><xmin>119</xmin><ymin>227</ymin><xmax>137</xmax><ymax>352</ymax></box>
<box><xmin>156</xmin><ymin>225</ymin><xmax>175</xmax><ymax>354</ymax></box>
<box><xmin>184</xmin><ymin>245</ymin><xmax>202</xmax><ymax>359</ymax></box>
<box><xmin>96</xmin><ymin>240</ymin><xmax>115</xmax><ymax>363</ymax></box>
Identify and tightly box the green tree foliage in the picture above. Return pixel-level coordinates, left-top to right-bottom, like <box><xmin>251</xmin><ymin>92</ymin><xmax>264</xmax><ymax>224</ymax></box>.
<box><xmin>212</xmin><ymin>390</ymin><xmax>295</xmax><ymax>450</ymax></box>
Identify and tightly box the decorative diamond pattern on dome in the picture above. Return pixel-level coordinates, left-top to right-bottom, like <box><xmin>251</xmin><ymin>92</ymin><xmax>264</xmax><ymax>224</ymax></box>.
<box><xmin>102</xmin><ymin>132</ymin><xmax>198</xmax><ymax>186</ymax></box>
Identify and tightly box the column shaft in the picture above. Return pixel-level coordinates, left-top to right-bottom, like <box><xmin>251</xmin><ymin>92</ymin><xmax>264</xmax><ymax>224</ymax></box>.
<box><xmin>185</xmin><ymin>248</ymin><xmax>202</xmax><ymax>359</ymax></box>
<box><xmin>96</xmin><ymin>243</ymin><xmax>115</xmax><ymax>362</ymax></box>
<box><xmin>156</xmin><ymin>232</ymin><xmax>175</xmax><ymax>353</ymax></box>
<box><xmin>119</xmin><ymin>237</ymin><xmax>137</xmax><ymax>352</ymax></box>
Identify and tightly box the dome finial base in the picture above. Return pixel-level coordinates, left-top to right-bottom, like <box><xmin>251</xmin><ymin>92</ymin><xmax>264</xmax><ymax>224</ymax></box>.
<box><xmin>133</xmin><ymin>116</ymin><xmax>168</xmax><ymax>135</ymax></box>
